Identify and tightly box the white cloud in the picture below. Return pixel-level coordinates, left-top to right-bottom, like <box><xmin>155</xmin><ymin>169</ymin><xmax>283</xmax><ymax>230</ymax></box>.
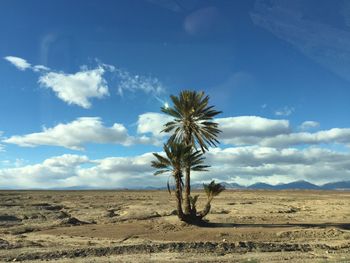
<box><xmin>275</xmin><ymin>106</ymin><xmax>295</xmax><ymax>116</ymax></box>
<box><xmin>217</xmin><ymin>116</ymin><xmax>290</xmax><ymax>145</ymax></box>
<box><xmin>38</xmin><ymin>67</ymin><xmax>109</xmax><ymax>108</ymax></box>
<box><xmin>42</xmin><ymin>154</ymin><xmax>89</xmax><ymax>167</ymax></box>
<box><xmin>3</xmin><ymin>117</ymin><xmax>164</xmax><ymax>150</ymax></box>
<box><xmin>4</xmin><ymin>56</ymin><xmax>31</xmax><ymax>71</ymax></box>
<box><xmin>33</xmin><ymin>65</ymin><xmax>50</xmax><ymax>72</ymax></box>
<box><xmin>38</xmin><ymin>65</ymin><xmax>167</xmax><ymax>106</ymax></box>
<box><xmin>74</xmin><ymin>153</ymin><xmax>158</xmax><ymax>188</ymax></box>
<box><xmin>3</xmin><ymin>117</ymin><xmax>132</xmax><ymax>150</ymax></box>
<box><xmin>299</xmin><ymin>121</ymin><xmax>320</xmax><ymax>130</ymax></box>
<box><xmin>0</xmin><ymin>154</ymin><xmax>90</xmax><ymax>189</ymax></box>
<box><xmin>260</xmin><ymin>128</ymin><xmax>350</xmax><ymax>148</ymax></box>
<box><xmin>115</xmin><ymin>69</ymin><xmax>165</xmax><ymax>96</ymax></box>
<box><xmin>0</xmin><ymin>153</ymin><xmax>159</xmax><ymax>189</ymax></box>
<box><xmin>4</xmin><ymin>56</ymin><xmax>49</xmax><ymax>72</ymax></box>
<box><xmin>197</xmin><ymin>146</ymin><xmax>350</xmax><ymax>185</ymax></box>
<box><xmin>5</xmin><ymin>56</ymin><xmax>166</xmax><ymax>107</ymax></box>
<box><xmin>137</xmin><ymin>112</ymin><xmax>172</xmax><ymax>138</ymax></box>
<box><xmin>206</xmin><ymin>146</ymin><xmax>349</xmax><ymax>167</ymax></box>
<box><xmin>216</xmin><ymin>116</ymin><xmax>350</xmax><ymax>148</ymax></box>
<box><xmin>218</xmin><ymin>116</ymin><xmax>290</xmax><ymax>137</ymax></box>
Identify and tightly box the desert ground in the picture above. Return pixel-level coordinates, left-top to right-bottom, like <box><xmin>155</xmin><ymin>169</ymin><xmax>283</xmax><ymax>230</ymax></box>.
<box><xmin>0</xmin><ymin>190</ymin><xmax>349</xmax><ymax>262</ymax></box>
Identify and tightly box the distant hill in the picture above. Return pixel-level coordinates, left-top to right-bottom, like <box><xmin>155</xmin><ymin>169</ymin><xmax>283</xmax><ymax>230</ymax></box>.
<box><xmin>190</xmin><ymin>180</ymin><xmax>350</xmax><ymax>191</ymax></box>
<box><xmin>223</xmin><ymin>182</ymin><xmax>244</xmax><ymax>189</ymax></box>
<box><xmin>247</xmin><ymin>180</ymin><xmax>350</xmax><ymax>190</ymax></box>
<box><xmin>272</xmin><ymin>181</ymin><xmax>321</xmax><ymax>190</ymax></box>
<box><xmin>321</xmin><ymin>181</ymin><xmax>350</xmax><ymax>190</ymax></box>
<box><xmin>5</xmin><ymin>180</ymin><xmax>349</xmax><ymax>191</ymax></box>
<box><xmin>247</xmin><ymin>182</ymin><xmax>276</xmax><ymax>190</ymax></box>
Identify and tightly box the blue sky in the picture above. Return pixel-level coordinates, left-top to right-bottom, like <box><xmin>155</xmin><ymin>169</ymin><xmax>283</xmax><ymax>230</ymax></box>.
<box><xmin>1</xmin><ymin>0</ymin><xmax>350</xmax><ymax>189</ymax></box>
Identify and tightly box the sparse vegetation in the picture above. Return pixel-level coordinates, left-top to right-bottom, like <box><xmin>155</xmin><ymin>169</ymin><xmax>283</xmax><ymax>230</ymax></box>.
<box><xmin>151</xmin><ymin>90</ymin><xmax>225</xmax><ymax>223</ymax></box>
<box><xmin>200</xmin><ymin>180</ymin><xmax>226</xmax><ymax>218</ymax></box>
<box><xmin>151</xmin><ymin>143</ymin><xmax>209</xmax><ymax>221</ymax></box>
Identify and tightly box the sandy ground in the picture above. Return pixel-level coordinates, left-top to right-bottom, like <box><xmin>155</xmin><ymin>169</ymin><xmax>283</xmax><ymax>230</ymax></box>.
<box><xmin>0</xmin><ymin>190</ymin><xmax>349</xmax><ymax>262</ymax></box>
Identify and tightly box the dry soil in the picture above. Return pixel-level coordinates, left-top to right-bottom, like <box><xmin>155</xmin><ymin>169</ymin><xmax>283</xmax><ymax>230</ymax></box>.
<box><xmin>0</xmin><ymin>190</ymin><xmax>349</xmax><ymax>262</ymax></box>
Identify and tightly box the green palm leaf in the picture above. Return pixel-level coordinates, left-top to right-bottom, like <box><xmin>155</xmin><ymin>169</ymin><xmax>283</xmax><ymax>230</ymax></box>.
<box><xmin>161</xmin><ymin>90</ymin><xmax>221</xmax><ymax>153</ymax></box>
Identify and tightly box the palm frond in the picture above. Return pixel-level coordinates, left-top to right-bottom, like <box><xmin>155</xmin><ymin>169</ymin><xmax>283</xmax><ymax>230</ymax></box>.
<box><xmin>203</xmin><ymin>180</ymin><xmax>225</xmax><ymax>199</ymax></box>
<box><xmin>153</xmin><ymin>169</ymin><xmax>171</xmax><ymax>176</ymax></box>
<box><xmin>161</xmin><ymin>90</ymin><xmax>222</xmax><ymax>153</ymax></box>
<box><xmin>191</xmin><ymin>165</ymin><xmax>210</xmax><ymax>171</ymax></box>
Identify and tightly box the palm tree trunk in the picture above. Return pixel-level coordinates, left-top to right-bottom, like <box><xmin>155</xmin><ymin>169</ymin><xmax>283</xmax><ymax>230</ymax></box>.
<box><xmin>175</xmin><ymin>173</ymin><xmax>185</xmax><ymax>220</ymax></box>
<box><xmin>183</xmin><ymin>132</ymin><xmax>192</xmax><ymax>215</ymax></box>
<box><xmin>199</xmin><ymin>197</ymin><xmax>213</xmax><ymax>219</ymax></box>
<box><xmin>183</xmin><ymin>165</ymin><xmax>191</xmax><ymax>215</ymax></box>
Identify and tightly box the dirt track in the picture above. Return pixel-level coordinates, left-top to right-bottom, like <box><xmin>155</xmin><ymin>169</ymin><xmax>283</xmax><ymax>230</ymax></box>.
<box><xmin>0</xmin><ymin>190</ymin><xmax>349</xmax><ymax>262</ymax></box>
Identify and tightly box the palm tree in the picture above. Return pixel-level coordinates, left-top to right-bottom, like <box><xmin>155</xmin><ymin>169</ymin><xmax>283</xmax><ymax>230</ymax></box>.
<box><xmin>199</xmin><ymin>180</ymin><xmax>226</xmax><ymax>219</ymax></box>
<box><xmin>151</xmin><ymin>142</ymin><xmax>209</xmax><ymax>221</ymax></box>
<box><xmin>161</xmin><ymin>90</ymin><xmax>222</xmax><ymax>215</ymax></box>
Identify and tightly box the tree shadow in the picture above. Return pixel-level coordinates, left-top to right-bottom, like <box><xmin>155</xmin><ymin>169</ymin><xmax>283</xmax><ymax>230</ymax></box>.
<box><xmin>195</xmin><ymin>221</ymin><xmax>350</xmax><ymax>230</ymax></box>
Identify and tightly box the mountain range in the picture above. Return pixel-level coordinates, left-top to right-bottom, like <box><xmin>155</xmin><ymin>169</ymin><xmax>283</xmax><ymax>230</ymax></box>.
<box><xmin>190</xmin><ymin>180</ymin><xmax>350</xmax><ymax>191</ymax></box>
<box><xmin>3</xmin><ymin>180</ymin><xmax>349</xmax><ymax>190</ymax></box>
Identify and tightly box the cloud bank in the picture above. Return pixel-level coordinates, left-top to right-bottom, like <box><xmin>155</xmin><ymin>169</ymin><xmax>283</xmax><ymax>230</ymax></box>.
<box><xmin>3</xmin><ymin>117</ymin><xmax>163</xmax><ymax>150</ymax></box>
<box><xmin>4</xmin><ymin>117</ymin><xmax>132</xmax><ymax>150</ymax></box>
<box><xmin>1</xmin><ymin>145</ymin><xmax>350</xmax><ymax>189</ymax></box>
<box><xmin>5</xmin><ymin>113</ymin><xmax>350</xmax><ymax>150</ymax></box>
<box><xmin>1</xmin><ymin>111</ymin><xmax>350</xmax><ymax>188</ymax></box>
